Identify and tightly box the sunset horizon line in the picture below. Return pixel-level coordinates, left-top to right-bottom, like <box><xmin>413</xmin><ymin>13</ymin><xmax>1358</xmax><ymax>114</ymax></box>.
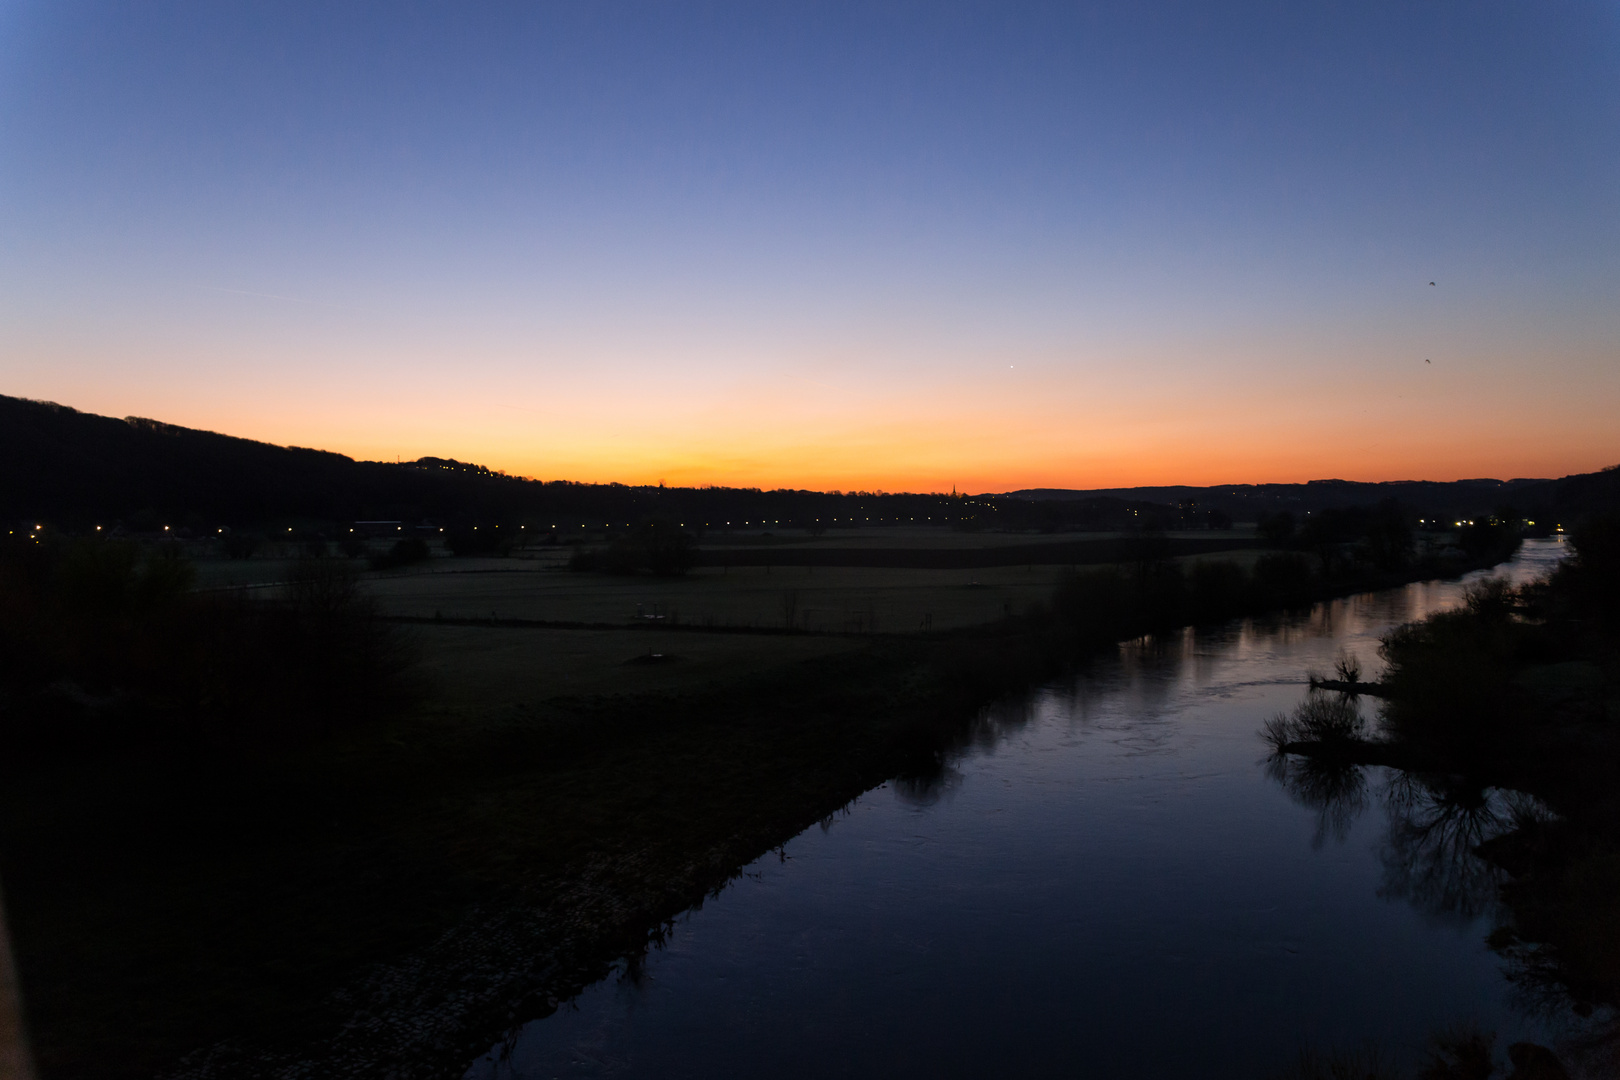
<box><xmin>16</xmin><ymin>391</ymin><xmax>1610</xmax><ymax>500</ymax></box>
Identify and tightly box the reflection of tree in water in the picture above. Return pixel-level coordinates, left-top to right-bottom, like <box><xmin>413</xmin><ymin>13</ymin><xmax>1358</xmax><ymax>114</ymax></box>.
<box><xmin>1375</xmin><ymin>768</ymin><xmax>1620</xmax><ymax>1062</ymax></box>
<box><xmin>1265</xmin><ymin>750</ymin><xmax>1369</xmax><ymax>850</ymax></box>
<box><xmin>1263</xmin><ymin>693</ymin><xmax>1372</xmax><ymax>849</ymax></box>
<box><xmin>1263</xmin><ymin>693</ymin><xmax>1533</xmax><ymax>921</ymax></box>
<box><xmin>890</xmin><ymin>765</ymin><xmax>965</xmax><ymax>807</ymax></box>
<box><xmin>890</xmin><ymin>694</ymin><xmax>1037</xmax><ymax>805</ymax></box>
<box><xmin>1262</xmin><ymin>690</ymin><xmax>1620</xmax><ymax>1070</ymax></box>
<box><xmin>1377</xmin><ymin>773</ymin><xmax>1520</xmax><ymax>924</ymax></box>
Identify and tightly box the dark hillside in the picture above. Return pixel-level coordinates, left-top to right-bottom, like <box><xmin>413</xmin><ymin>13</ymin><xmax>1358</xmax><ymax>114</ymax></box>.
<box><xmin>1516</xmin><ymin>464</ymin><xmax>1620</xmax><ymax>523</ymax></box>
<box><xmin>3</xmin><ymin>397</ymin><xmax>399</xmax><ymax>527</ymax></box>
<box><xmin>0</xmin><ymin>396</ymin><xmax>1167</xmax><ymax>534</ymax></box>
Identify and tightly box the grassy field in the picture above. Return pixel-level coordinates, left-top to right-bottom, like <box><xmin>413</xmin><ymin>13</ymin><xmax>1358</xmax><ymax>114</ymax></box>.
<box><xmin>413</xmin><ymin>622</ymin><xmax>861</xmax><ymax>704</ymax></box>
<box><xmin>197</xmin><ymin>530</ymin><xmax>1275</xmax><ymax>714</ymax></box>
<box><xmin>368</xmin><ymin>562</ymin><xmax>1066</xmax><ymax>632</ymax></box>
<box><xmin>175</xmin><ymin>527</ymin><xmax>1253</xmax><ymax>638</ymax></box>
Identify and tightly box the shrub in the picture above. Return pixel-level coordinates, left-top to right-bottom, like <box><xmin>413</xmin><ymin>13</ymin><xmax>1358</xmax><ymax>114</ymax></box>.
<box><xmin>370</xmin><ymin>537</ymin><xmax>431</xmax><ymax>571</ymax></box>
<box><xmin>1252</xmin><ymin>553</ymin><xmax>1313</xmax><ymax>603</ymax></box>
<box><xmin>1258</xmin><ymin>511</ymin><xmax>1296</xmax><ymax>546</ymax></box>
<box><xmin>1188</xmin><ymin>560</ymin><xmax>1247</xmax><ymax>622</ymax></box>
<box><xmin>1378</xmin><ymin>607</ymin><xmax>1519</xmax><ymax>744</ymax></box>
<box><xmin>1557</xmin><ymin>513</ymin><xmax>1620</xmax><ymax>626</ymax></box>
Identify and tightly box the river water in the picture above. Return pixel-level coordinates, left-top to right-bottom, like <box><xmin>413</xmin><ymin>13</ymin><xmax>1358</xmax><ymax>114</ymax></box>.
<box><xmin>468</xmin><ymin>540</ymin><xmax>1573</xmax><ymax>1079</ymax></box>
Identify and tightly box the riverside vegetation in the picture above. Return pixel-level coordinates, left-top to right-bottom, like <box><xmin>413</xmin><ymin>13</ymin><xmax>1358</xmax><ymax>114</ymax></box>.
<box><xmin>0</xmin><ymin>513</ymin><xmax>1533</xmax><ymax>1079</ymax></box>
<box><xmin>1266</xmin><ymin>516</ymin><xmax>1620</xmax><ymax>1079</ymax></box>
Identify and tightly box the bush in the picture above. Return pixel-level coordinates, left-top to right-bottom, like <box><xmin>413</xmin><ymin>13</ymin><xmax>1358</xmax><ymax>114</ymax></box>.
<box><xmin>1257</xmin><ymin>511</ymin><xmax>1296</xmax><ymax>546</ymax></box>
<box><xmin>1263</xmin><ymin>693</ymin><xmax>1367</xmax><ymax>749</ymax></box>
<box><xmin>1378</xmin><ymin>605</ymin><xmax>1520</xmax><ymax>745</ymax></box>
<box><xmin>1363</xmin><ymin>499</ymin><xmax>1414</xmax><ymax>571</ymax></box>
<box><xmin>1558</xmin><ymin>513</ymin><xmax>1620</xmax><ymax>626</ymax></box>
<box><xmin>369</xmin><ymin>537</ymin><xmax>431</xmax><ymax>571</ymax></box>
<box><xmin>1252</xmin><ymin>553</ymin><xmax>1313</xmax><ymax>603</ymax></box>
<box><xmin>1050</xmin><ymin>567</ymin><xmax>1135</xmax><ymax>645</ymax></box>
<box><xmin>1189</xmin><ymin>560</ymin><xmax>1247</xmax><ymax>622</ymax></box>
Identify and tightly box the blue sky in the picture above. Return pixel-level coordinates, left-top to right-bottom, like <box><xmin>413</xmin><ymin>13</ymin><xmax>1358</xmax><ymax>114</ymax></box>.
<box><xmin>3</xmin><ymin>1</ymin><xmax>1617</xmax><ymax>487</ymax></box>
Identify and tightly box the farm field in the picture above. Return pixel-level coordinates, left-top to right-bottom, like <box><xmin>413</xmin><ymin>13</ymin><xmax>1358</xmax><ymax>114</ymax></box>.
<box><xmin>188</xmin><ymin>528</ymin><xmax>1274</xmax><ymax>641</ymax></box>
<box><xmin>367</xmin><ymin>562</ymin><xmax>1067</xmax><ymax>633</ymax></box>
<box><xmin>188</xmin><ymin>528</ymin><xmax>1276</xmax><ymax>718</ymax></box>
<box><xmin>413</xmin><ymin>622</ymin><xmax>862</xmax><ymax>706</ymax></box>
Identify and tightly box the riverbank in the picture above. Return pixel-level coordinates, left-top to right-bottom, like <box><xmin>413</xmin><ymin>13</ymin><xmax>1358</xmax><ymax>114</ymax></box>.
<box><xmin>0</xmin><ymin>538</ymin><xmax>1532</xmax><ymax>1079</ymax></box>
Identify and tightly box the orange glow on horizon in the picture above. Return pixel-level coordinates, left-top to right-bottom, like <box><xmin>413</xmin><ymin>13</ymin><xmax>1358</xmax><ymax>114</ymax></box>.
<box><xmin>15</xmin><ymin>326</ymin><xmax>1617</xmax><ymax>496</ymax></box>
<box><xmin>170</xmin><ymin>390</ymin><xmax>1619</xmax><ymax>495</ymax></box>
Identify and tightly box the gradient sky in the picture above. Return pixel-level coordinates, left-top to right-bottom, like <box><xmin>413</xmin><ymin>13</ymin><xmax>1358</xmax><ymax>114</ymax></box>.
<box><xmin>2</xmin><ymin>2</ymin><xmax>1617</xmax><ymax>491</ymax></box>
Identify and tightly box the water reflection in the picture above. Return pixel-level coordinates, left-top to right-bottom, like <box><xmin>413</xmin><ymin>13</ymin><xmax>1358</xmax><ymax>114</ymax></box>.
<box><xmin>1377</xmin><ymin>775</ymin><xmax>1519</xmax><ymax>925</ymax></box>
<box><xmin>889</xmin><ymin>765</ymin><xmax>965</xmax><ymax>807</ymax></box>
<box><xmin>1265</xmin><ymin>751</ymin><xmax>1371</xmax><ymax>850</ymax></box>
<box><xmin>1265</xmin><ymin>703</ymin><xmax>1617</xmax><ymax>1069</ymax></box>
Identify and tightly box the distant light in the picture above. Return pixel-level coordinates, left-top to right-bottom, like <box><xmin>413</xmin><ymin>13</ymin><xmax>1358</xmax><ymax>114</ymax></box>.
<box><xmin>164</xmin><ymin>525</ymin><xmax>170</xmax><ymax>531</ymax></box>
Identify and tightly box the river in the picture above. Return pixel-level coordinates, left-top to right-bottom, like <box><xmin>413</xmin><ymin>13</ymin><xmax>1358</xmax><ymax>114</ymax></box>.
<box><xmin>468</xmin><ymin>539</ymin><xmax>1574</xmax><ymax>1078</ymax></box>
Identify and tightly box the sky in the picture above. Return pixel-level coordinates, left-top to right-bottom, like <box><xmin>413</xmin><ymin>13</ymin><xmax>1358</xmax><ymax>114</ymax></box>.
<box><xmin>2</xmin><ymin>1</ymin><xmax>1618</xmax><ymax>492</ymax></box>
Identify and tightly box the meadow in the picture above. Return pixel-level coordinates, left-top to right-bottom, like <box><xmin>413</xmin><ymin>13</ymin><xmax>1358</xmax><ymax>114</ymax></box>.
<box><xmin>354</xmin><ymin>527</ymin><xmax>1266</xmax><ymax>706</ymax></box>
